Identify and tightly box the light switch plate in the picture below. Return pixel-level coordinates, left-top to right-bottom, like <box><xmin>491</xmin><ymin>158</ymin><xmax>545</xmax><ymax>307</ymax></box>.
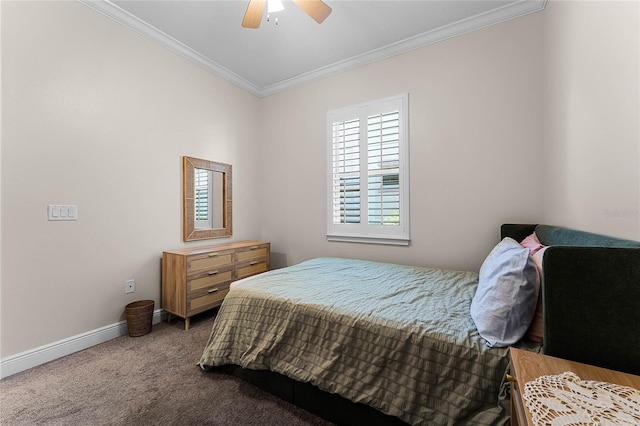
<box><xmin>48</xmin><ymin>205</ymin><xmax>77</xmax><ymax>221</ymax></box>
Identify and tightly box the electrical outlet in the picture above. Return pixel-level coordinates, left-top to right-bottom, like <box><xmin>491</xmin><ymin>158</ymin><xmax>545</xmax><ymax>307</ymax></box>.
<box><xmin>125</xmin><ymin>279</ymin><xmax>135</xmax><ymax>294</ymax></box>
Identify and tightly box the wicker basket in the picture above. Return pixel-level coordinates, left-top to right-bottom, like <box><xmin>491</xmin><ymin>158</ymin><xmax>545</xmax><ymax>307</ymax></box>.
<box><xmin>125</xmin><ymin>300</ymin><xmax>154</xmax><ymax>337</ymax></box>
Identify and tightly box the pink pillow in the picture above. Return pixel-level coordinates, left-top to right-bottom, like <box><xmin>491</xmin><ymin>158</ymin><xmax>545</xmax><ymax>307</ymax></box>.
<box><xmin>532</xmin><ymin>246</ymin><xmax>547</xmax><ymax>278</ymax></box>
<box><xmin>526</xmin><ymin>296</ymin><xmax>544</xmax><ymax>343</ymax></box>
<box><xmin>525</xmin><ymin>246</ymin><xmax>548</xmax><ymax>343</ymax></box>
<box><xmin>520</xmin><ymin>232</ymin><xmax>544</xmax><ymax>255</ymax></box>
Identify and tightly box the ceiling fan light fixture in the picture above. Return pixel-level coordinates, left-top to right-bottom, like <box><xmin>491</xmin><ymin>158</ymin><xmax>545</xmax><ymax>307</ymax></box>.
<box><xmin>242</xmin><ymin>0</ymin><xmax>331</xmax><ymax>29</ymax></box>
<box><xmin>267</xmin><ymin>0</ymin><xmax>284</xmax><ymax>14</ymax></box>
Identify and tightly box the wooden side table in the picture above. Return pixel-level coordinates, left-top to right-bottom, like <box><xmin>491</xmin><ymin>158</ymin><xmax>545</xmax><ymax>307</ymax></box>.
<box><xmin>509</xmin><ymin>348</ymin><xmax>640</xmax><ymax>425</ymax></box>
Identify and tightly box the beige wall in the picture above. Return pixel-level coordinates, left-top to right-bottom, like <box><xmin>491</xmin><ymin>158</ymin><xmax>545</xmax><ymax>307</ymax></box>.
<box><xmin>260</xmin><ymin>11</ymin><xmax>545</xmax><ymax>271</ymax></box>
<box><xmin>1</xmin><ymin>1</ymin><xmax>262</xmax><ymax>357</ymax></box>
<box><xmin>0</xmin><ymin>1</ymin><xmax>3</xmax><ymax>363</ymax></box>
<box><xmin>2</xmin><ymin>0</ymin><xmax>638</xmax><ymax>362</ymax></box>
<box><xmin>543</xmin><ymin>0</ymin><xmax>640</xmax><ymax>240</ymax></box>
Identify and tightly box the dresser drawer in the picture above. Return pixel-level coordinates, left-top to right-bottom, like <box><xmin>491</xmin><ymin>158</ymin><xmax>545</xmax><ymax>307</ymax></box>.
<box><xmin>188</xmin><ymin>268</ymin><xmax>233</xmax><ymax>292</ymax></box>
<box><xmin>189</xmin><ymin>286</ymin><xmax>230</xmax><ymax>313</ymax></box>
<box><xmin>237</xmin><ymin>260</ymin><xmax>269</xmax><ymax>280</ymax></box>
<box><xmin>188</xmin><ymin>249</ymin><xmax>234</xmax><ymax>274</ymax></box>
<box><xmin>236</xmin><ymin>244</ymin><xmax>269</xmax><ymax>263</ymax></box>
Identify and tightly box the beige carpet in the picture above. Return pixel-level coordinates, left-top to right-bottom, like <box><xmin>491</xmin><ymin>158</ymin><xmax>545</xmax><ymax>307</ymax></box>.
<box><xmin>0</xmin><ymin>311</ymin><xmax>333</xmax><ymax>425</ymax></box>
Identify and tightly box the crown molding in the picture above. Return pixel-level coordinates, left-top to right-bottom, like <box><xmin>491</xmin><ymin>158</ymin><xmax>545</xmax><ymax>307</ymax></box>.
<box><xmin>80</xmin><ymin>0</ymin><xmax>546</xmax><ymax>98</ymax></box>
<box><xmin>260</xmin><ymin>0</ymin><xmax>547</xmax><ymax>97</ymax></box>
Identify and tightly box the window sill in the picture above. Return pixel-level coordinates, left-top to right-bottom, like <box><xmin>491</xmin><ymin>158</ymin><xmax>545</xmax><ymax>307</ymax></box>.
<box><xmin>326</xmin><ymin>234</ymin><xmax>410</xmax><ymax>246</ymax></box>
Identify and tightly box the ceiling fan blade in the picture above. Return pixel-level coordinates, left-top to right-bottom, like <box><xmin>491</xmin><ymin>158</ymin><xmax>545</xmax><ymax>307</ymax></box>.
<box><xmin>292</xmin><ymin>0</ymin><xmax>332</xmax><ymax>24</ymax></box>
<box><xmin>242</xmin><ymin>0</ymin><xmax>267</xmax><ymax>28</ymax></box>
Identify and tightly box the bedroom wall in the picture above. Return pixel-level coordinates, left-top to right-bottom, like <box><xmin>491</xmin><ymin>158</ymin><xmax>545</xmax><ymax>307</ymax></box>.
<box><xmin>543</xmin><ymin>0</ymin><xmax>640</xmax><ymax>241</ymax></box>
<box><xmin>259</xmin><ymin>11</ymin><xmax>545</xmax><ymax>272</ymax></box>
<box><xmin>0</xmin><ymin>1</ymin><xmax>262</xmax><ymax>358</ymax></box>
<box><xmin>5</xmin><ymin>0</ymin><xmax>635</xmax><ymax>372</ymax></box>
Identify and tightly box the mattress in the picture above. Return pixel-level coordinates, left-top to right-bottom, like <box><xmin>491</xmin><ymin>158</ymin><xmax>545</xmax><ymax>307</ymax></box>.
<box><xmin>198</xmin><ymin>257</ymin><xmax>524</xmax><ymax>425</ymax></box>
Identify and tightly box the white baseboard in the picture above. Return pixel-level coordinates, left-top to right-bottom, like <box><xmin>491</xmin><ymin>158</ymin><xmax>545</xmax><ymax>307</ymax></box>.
<box><xmin>0</xmin><ymin>309</ymin><xmax>167</xmax><ymax>379</ymax></box>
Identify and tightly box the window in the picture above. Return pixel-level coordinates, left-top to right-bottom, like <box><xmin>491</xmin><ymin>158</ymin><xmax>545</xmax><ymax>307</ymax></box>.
<box><xmin>327</xmin><ymin>94</ymin><xmax>409</xmax><ymax>245</ymax></box>
<box><xmin>194</xmin><ymin>168</ymin><xmax>212</xmax><ymax>229</ymax></box>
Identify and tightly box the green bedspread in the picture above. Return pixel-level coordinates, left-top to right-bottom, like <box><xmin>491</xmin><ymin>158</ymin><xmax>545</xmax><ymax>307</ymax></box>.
<box><xmin>198</xmin><ymin>257</ymin><xmax>524</xmax><ymax>425</ymax></box>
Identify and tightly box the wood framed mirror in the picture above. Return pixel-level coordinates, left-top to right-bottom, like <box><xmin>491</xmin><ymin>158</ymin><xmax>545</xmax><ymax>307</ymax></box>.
<box><xmin>183</xmin><ymin>156</ymin><xmax>232</xmax><ymax>241</ymax></box>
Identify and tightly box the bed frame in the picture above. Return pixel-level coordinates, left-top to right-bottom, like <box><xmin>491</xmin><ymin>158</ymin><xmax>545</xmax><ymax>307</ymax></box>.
<box><xmin>214</xmin><ymin>224</ymin><xmax>640</xmax><ymax>425</ymax></box>
<box><xmin>218</xmin><ymin>364</ymin><xmax>405</xmax><ymax>425</ymax></box>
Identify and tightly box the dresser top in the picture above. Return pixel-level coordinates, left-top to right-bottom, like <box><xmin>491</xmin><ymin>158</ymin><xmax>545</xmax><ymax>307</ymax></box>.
<box><xmin>163</xmin><ymin>240</ymin><xmax>269</xmax><ymax>256</ymax></box>
<box><xmin>510</xmin><ymin>348</ymin><xmax>640</xmax><ymax>425</ymax></box>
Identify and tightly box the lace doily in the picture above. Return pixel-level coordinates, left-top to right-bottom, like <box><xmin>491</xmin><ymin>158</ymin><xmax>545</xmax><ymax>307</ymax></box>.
<box><xmin>522</xmin><ymin>371</ymin><xmax>640</xmax><ymax>425</ymax></box>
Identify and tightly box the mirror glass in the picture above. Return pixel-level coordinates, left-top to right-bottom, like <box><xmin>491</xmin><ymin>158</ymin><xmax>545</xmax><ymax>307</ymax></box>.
<box><xmin>194</xmin><ymin>168</ymin><xmax>224</xmax><ymax>229</ymax></box>
<box><xmin>183</xmin><ymin>156</ymin><xmax>232</xmax><ymax>241</ymax></box>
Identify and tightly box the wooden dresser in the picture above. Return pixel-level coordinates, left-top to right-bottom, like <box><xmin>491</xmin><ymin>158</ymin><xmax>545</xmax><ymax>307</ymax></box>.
<box><xmin>509</xmin><ymin>348</ymin><xmax>640</xmax><ymax>425</ymax></box>
<box><xmin>162</xmin><ymin>240</ymin><xmax>270</xmax><ymax>330</ymax></box>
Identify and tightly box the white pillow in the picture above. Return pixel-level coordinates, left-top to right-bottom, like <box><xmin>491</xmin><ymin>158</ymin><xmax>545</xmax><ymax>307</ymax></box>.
<box><xmin>470</xmin><ymin>237</ymin><xmax>540</xmax><ymax>347</ymax></box>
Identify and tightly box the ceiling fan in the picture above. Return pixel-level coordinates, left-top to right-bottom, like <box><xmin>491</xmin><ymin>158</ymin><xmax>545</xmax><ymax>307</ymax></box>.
<box><xmin>242</xmin><ymin>0</ymin><xmax>332</xmax><ymax>28</ymax></box>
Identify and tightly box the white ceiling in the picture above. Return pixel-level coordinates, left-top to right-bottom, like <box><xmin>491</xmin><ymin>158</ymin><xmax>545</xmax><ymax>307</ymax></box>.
<box><xmin>81</xmin><ymin>0</ymin><xmax>546</xmax><ymax>97</ymax></box>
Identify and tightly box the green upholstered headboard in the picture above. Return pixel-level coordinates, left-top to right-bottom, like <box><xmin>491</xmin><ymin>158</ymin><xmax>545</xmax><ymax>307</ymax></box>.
<box><xmin>501</xmin><ymin>224</ymin><xmax>640</xmax><ymax>375</ymax></box>
<box><xmin>535</xmin><ymin>224</ymin><xmax>640</xmax><ymax>248</ymax></box>
<box><xmin>501</xmin><ymin>223</ymin><xmax>640</xmax><ymax>248</ymax></box>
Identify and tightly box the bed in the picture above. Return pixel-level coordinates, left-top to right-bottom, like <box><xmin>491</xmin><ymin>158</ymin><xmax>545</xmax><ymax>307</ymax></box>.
<box><xmin>198</xmin><ymin>224</ymin><xmax>640</xmax><ymax>425</ymax></box>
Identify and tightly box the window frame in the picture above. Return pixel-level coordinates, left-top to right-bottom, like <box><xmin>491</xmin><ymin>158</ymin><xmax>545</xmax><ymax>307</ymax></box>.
<box><xmin>326</xmin><ymin>93</ymin><xmax>410</xmax><ymax>245</ymax></box>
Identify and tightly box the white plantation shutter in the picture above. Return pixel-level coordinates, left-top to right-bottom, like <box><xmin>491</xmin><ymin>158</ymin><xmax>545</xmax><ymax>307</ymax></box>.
<box><xmin>367</xmin><ymin>111</ymin><xmax>400</xmax><ymax>226</ymax></box>
<box><xmin>331</xmin><ymin>118</ymin><xmax>361</xmax><ymax>224</ymax></box>
<box><xmin>327</xmin><ymin>94</ymin><xmax>409</xmax><ymax>245</ymax></box>
<box><xmin>194</xmin><ymin>168</ymin><xmax>212</xmax><ymax>229</ymax></box>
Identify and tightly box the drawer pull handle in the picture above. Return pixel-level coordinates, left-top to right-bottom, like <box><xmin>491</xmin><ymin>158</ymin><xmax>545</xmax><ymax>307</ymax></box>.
<box><xmin>249</xmin><ymin>246</ymin><xmax>259</xmax><ymax>250</ymax></box>
<box><xmin>208</xmin><ymin>271</ymin><xmax>219</xmax><ymax>275</ymax></box>
<box><xmin>506</xmin><ymin>374</ymin><xmax>517</xmax><ymax>383</ymax></box>
<box><xmin>208</xmin><ymin>253</ymin><xmax>219</xmax><ymax>257</ymax></box>
<box><xmin>250</xmin><ymin>261</ymin><xmax>259</xmax><ymax>265</ymax></box>
<box><xmin>208</xmin><ymin>288</ymin><xmax>219</xmax><ymax>294</ymax></box>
